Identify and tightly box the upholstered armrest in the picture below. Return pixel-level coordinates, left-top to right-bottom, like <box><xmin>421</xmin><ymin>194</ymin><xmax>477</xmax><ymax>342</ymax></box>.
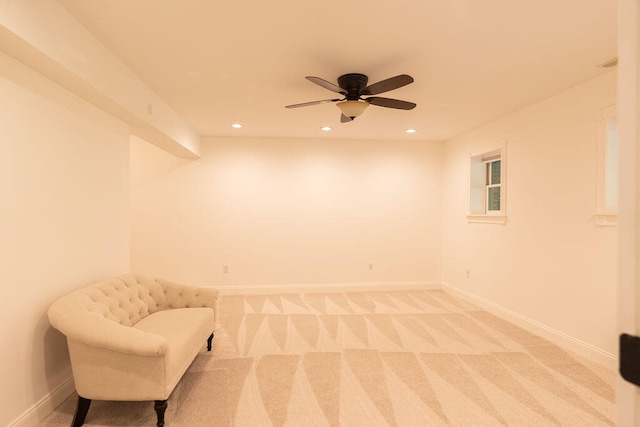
<box><xmin>49</xmin><ymin>310</ymin><xmax>169</xmax><ymax>356</ymax></box>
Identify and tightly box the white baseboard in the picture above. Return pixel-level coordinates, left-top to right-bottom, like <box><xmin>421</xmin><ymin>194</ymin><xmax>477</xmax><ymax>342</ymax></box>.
<box><xmin>9</xmin><ymin>376</ymin><xmax>75</xmax><ymax>427</ymax></box>
<box><xmin>441</xmin><ymin>281</ymin><xmax>617</xmax><ymax>370</ymax></box>
<box><xmin>217</xmin><ymin>281</ymin><xmax>441</xmax><ymax>295</ymax></box>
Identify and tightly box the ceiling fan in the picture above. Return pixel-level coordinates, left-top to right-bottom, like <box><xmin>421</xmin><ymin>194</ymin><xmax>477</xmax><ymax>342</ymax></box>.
<box><xmin>285</xmin><ymin>73</ymin><xmax>416</xmax><ymax>122</ymax></box>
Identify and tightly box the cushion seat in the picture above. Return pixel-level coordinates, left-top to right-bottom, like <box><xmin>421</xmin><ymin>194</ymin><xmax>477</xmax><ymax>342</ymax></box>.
<box><xmin>133</xmin><ymin>307</ymin><xmax>214</xmax><ymax>392</ymax></box>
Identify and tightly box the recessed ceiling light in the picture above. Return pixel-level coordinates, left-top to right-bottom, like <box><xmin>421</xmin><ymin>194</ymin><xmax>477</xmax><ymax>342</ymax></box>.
<box><xmin>321</xmin><ymin>126</ymin><xmax>332</xmax><ymax>131</ymax></box>
<box><xmin>231</xmin><ymin>123</ymin><xmax>242</xmax><ymax>129</ymax></box>
<box><xmin>406</xmin><ymin>128</ymin><xmax>417</xmax><ymax>134</ymax></box>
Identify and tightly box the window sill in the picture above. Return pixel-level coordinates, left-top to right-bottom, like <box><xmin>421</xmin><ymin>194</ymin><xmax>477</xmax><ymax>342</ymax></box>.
<box><xmin>594</xmin><ymin>212</ymin><xmax>618</xmax><ymax>227</ymax></box>
<box><xmin>466</xmin><ymin>213</ymin><xmax>507</xmax><ymax>225</ymax></box>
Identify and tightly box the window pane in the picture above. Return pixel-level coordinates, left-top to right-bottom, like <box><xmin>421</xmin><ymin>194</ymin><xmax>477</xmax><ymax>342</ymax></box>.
<box><xmin>491</xmin><ymin>160</ymin><xmax>501</xmax><ymax>185</ymax></box>
<box><xmin>470</xmin><ymin>159</ymin><xmax>486</xmax><ymax>214</ymax></box>
<box><xmin>488</xmin><ymin>187</ymin><xmax>500</xmax><ymax>211</ymax></box>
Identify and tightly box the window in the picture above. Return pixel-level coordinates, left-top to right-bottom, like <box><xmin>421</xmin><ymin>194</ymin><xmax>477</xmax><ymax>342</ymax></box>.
<box><xmin>468</xmin><ymin>147</ymin><xmax>507</xmax><ymax>224</ymax></box>
<box><xmin>595</xmin><ymin>105</ymin><xmax>618</xmax><ymax>226</ymax></box>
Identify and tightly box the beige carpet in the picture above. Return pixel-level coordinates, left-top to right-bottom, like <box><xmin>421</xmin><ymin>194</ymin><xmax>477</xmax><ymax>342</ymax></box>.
<box><xmin>41</xmin><ymin>288</ymin><xmax>615</xmax><ymax>426</ymax></box>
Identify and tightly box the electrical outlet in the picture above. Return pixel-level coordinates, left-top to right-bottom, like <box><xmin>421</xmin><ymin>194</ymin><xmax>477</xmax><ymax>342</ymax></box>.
<box><xmin>466</xmin><ymin>270</ymin><xmax>470</xmax><ymax>278</ymax></box>
<box><xmin>223</xmin><ymin>265</ymin><xmax>229</xmax><ymax>274</ymax></box>
<box><xmin>368</xmin><ymin>263</ymin><xmax>373</xmax><ymax>270</ymax></box>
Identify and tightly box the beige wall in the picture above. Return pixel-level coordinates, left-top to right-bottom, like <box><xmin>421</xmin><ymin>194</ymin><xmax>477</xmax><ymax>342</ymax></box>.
<box><xmin>131</xmin><ymin>136</ymin><xmax>442</xmax><ymax>287</ymax></box>
<box><xmin>0</xmin><ymin>52</ymin><xmax>130</xmax><ymax>426</ymax></box>
<box><xmin>0</xmin><ymin>3</ymin><xmax>619</xmax><ymax>422</ymax></box>
<box><xmin>441</xmin><ymin>70</ymin><xmax>617</xmax><ymax>355</ymax></box>
<box><xmin>0</xmin><ymin>0</ymin><xmax>201</xmax><ymax>158</ymax></box>
<box><xmin>131</xmin><ymin>72</ymin><xmax>618</xmax><ymax>358</ymax></box>
<box><xmin>0</xmin><ymin>53</ymin><xmax>617</xmax><ymax>425</ymax></box>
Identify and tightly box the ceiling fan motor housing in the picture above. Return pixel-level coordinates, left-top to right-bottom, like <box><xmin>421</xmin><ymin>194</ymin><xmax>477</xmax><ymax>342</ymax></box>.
<box><xmin>338</xmin><ymin>73</ymin><xmax>369</xmax><ymax>100</ymax></box>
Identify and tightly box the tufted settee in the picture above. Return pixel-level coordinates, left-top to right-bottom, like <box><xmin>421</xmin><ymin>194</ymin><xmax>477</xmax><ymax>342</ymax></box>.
<box><xmin>47</xmin><ymin>274</ymin><xmax>218</xmax><ymax>427</ymax></box>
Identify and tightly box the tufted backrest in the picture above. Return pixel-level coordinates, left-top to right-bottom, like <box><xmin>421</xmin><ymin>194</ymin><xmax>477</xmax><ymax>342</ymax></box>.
<box><xmin>153</xmin><ymin>276</ymin><xmax>217</xmax><ymax>311</ymax></box>
<box><xmin>48</xmin><ymin>274</ymin><xmax>217</xmax><ymax>356</ymax></box>
<box><xmin>55</xmin><ymin>275</ymin><xmax>163</xmax><ymax>327</ymax></box>
<box><xmin>48</xmin><ymin>274</ymin><xmax>217</xmax><ymax>330</ymax></box>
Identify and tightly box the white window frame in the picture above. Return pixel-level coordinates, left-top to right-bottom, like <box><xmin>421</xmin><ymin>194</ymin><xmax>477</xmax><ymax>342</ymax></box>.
<box><xmin>595</xmin><ymin>105</ymin><xmax>618</xmax><ymax>227</ymax></box>
<box><xmin>467</xmin><ymin>144</ymin><xmax>507</xmax><ymax>224</ymax></box>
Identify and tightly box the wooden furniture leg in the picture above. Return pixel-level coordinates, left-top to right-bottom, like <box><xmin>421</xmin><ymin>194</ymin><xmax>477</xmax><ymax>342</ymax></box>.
<box><xmin>207</xmin><ymin>332</ymin><xmax>214</xmax><ymax>351</ymax></box>
<box><xmin>154</xmin><ymin>400</ymin><xmax>167</xmax><ymax>427</ymax></box>
<box><xmin>71</xmin><ymin>396</ymin><xmax>91</xmax><ymax>427</ymax></box>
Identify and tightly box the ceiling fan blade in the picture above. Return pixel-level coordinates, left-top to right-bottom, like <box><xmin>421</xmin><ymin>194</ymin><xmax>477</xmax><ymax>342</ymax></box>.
<box><xmin>362</xmin><ymin>74</ymin><xmax>414</xmax><ymax>95</ymax></box>
<box><xmin>306</xmin><ymin>76</ymin><xmax>347</xmax><ymax>94</ymax></box>
<box><xmin>366</xmin><ymin>96</ymin><xmax>416</xmax><ymax>110</ymax></box>
<box><xmin>340</xmin><ymin>113</ymin><xmax>353</xmax><ymax>123</ymax></box>
<box><xmin>285</xmin><ymin>99</ymin><xmax>341</xmax><ymax>108</ymax></box>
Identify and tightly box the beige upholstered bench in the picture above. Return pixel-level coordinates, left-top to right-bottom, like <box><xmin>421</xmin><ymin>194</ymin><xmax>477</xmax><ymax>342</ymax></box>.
<box><xmin>47</xmin><ymin>274</ymin><xmax>217</xmax><ymax>427</ymax></box>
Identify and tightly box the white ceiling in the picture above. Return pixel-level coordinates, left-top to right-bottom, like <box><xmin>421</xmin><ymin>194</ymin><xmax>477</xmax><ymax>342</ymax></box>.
<box><xmin>57</xmin><ymin>0</ymin><xmax>616</xmax><ymax>142</ymax></box>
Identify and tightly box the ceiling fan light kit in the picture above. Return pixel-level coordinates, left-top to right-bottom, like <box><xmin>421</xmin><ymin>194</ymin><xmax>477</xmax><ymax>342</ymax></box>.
<box><xmin>285</xmin><ymin>73</ymin><xmax>416</xmax><ymax>122</ymax></box>
<box><xmin>337</xmin><ymin>100</ymin><xmax>369</xmax><ymax>119</ymax></box>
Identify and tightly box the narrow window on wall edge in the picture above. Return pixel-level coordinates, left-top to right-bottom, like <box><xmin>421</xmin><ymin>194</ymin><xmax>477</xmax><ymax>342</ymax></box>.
<box><xmin>467</xmin><ymin>146</ymin><xmax>507</xmax><ymax>224</ymax></box>
<box><xmin>595</xmin><ymin>105</ymin><xmax>618</xmax><ymax>227</ymax></box>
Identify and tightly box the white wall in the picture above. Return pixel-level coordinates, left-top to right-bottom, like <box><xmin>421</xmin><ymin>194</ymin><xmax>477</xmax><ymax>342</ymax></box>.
<box><xmin>0</xmin><ymin>40</ymin><xmax>615</xmax><ymax>425</ymax></box>
<box><xmin>441</xmin><ymin>70</ymin><xmax>617</xmax><ymax>356</ymax></box>
<box><xmin>0</xmin><ymin>0</ymin><xmax>201</xmax><ymax>158</ymax></box>
<box><xmin>0</xmin><ymin>52</ymin><xmax>130</xmax><ymax>426</ymax></box>
<box><xmin>131</xmin><ymin>136</ymin><xmax>442</xmax><ymax>287</ymax></box>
